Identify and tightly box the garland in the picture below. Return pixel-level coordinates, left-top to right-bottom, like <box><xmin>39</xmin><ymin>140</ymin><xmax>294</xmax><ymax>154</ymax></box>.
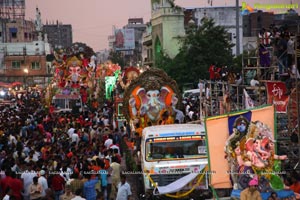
<box><xmin>147</xmin><ymin>165</ymin><xmax>208</xmax><ymax>198</ymax></box>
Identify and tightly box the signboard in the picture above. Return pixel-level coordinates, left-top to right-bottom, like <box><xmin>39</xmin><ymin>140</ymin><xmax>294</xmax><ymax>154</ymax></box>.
<box><xmin>146</xmin><ymin>135</ymin><xmax>205</xmax><ymax>143</ymax></box>
<box><xmin>114</xmin><ymin>29</ymin><xmax>135</xmax><ymax>51</ymax></box>
<box><xmin>265</xmin><ymin>81</ymin><xmax>289</xmax><ymax>113</ymax></box>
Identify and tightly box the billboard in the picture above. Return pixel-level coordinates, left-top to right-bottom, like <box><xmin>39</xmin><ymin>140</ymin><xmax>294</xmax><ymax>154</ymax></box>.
<box><xmin>205</xmin><ymin>105</ymin><xmax>275</xmax><ymax>189</ymax></box>
<box><xmin>114</xmin><ymin>28</ymin><xmax>135</xmax><ymax>51</ymax></box>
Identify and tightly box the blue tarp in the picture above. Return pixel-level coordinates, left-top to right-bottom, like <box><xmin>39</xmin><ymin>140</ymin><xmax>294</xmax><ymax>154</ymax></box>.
<box><xmin>9</xmin><ymin>28</ymin><xmax>17</xmax><ymax>33</ymax></box>
<box><xmin>231</xmin><ymin>189</ymin><xmax>295</xmax><ymax>200</ymax></box>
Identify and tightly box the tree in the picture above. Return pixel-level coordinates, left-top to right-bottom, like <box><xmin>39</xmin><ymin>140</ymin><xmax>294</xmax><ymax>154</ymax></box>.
<box><xmin>108</xmin><ymin>50</ymin><xmax>125</xmax><ymax>68</ymax></box>
<box><xmin>66</xmin><ymin>42</ymin><xmax>95</xmax><ymax>58</ymax></box>
<box><xmin>156</xmin><ymin>18</ymin><xmax>234</xmax><ymax>89</ymax></box>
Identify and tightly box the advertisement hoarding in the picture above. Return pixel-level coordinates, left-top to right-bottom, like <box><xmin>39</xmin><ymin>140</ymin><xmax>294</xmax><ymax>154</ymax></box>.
<box><xmin>114</xmin><ymin>28</ymin><xmax>135</xmax><ymax>51</ymax></box>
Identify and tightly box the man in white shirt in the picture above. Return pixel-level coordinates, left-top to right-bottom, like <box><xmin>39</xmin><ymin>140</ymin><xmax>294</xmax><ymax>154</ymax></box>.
<box><xmin>21</xmin><ymin>164</ymin><xmax>37</xmax><ymax>200</ymax></box>
<box><xmin>116</xmin><ymin>175</ymin><xmax>132</xmax><ymax>200</ymax></box>
<box><xmin>38</xmin><ymin>170</ymin><xmax>48</xmax><ymax>197</ymax></box>
<box><xmin>250</xmin><ymin>76</ymin><xmax>260</xmax><ymax>95</ymax></box>
<box><xmin>104</xmin><ymin>134</ymin><xmax>113</xmax><ymax>149</ymax></box>
<box><xmin>71</xmin><ymin>129</ymin><xmax>79</xmax><ymax>145</ymax></box>
<box><xmin>67</xmin><ymin>126</ymin><xmax>75</xmax><ymax>138</ymax></box>
<box><xmin>250</xmin><ymin>78</ymin><xmax>259</xmax><ymax>87</ymax></box>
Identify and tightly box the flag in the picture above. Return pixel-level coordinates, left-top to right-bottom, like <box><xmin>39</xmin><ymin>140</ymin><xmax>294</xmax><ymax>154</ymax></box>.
<box><xmin>266</xmin><ymin>81</ymin><xmax>289</xmax><ymax>113</ymax></box>
<box><xmin>243</xmin><ymin>89</ymin><xmax>254</xmax><ymax>109</ymax></box>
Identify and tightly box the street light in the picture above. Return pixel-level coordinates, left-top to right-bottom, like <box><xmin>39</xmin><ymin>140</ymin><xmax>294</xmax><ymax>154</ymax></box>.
<box><xmin>23</xmin><ymin>68</ymin><xmax>29</xmax><ymax>88</ymax></box>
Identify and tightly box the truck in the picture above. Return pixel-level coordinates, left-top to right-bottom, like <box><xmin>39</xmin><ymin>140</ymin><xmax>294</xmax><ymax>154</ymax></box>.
<box><xmin>140</xmin><ymin>124</ymin><xmax>209</xmax><ymax>199</ymax></box>
<box><xmin>122</xmin><ymin>68</ymin><xmax>211</xmax><ymax>198</ymax></box>
<box><xmin>51</xmin><ymin>93</ymin><xmax>83</xmax><ymax>114</ymax></box>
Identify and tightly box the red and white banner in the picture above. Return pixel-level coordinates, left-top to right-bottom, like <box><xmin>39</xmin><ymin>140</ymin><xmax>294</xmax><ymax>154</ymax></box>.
<box><xmin>265</xmin><ymin>81</ymin><xmax>289</xmax><ymax>113</ymax></box>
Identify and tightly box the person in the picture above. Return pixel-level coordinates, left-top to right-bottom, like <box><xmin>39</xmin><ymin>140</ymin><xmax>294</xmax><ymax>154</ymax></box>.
<box><xmin>284</xmin><ymin>177</ymin><xmax>300</xmax><ymax>199</ymax></box>
<box><xmin>98</xmin><ymin>162</ymin><xmax>108</xmax><ymax>200</ymax></box>
<box><xmin>2</xmin><ymin>187</ymin><xmax>13</xmax><ymax>200</ymax></box>
<box><xmin>110</xmin><ymin>157</ymin><xmax>121</xmax><ymax>200</ymax></box>
<box><xmin>287</xmin><ymin>35</ymin><xmax>295</xmax><ymax>68</ymax></box>
<box><xmin>250</xmin><ymin>76</ymin><xmax>260</xmax><ymax>96</ymax></box>
<box><xmin>240</xmin><ymin>176</ymin><xmax>262</xmax><ymax>200</ymax></box>
<box><xmin>116</xmin><ymin>174</ymin><xmax>132</xmax><ymax>200</ymax></box>
<box><xmin>60</xmin><ymin>184</ymin><xmax>75</xmax><ymax>200</ymax></box>
<box><xmin>10</xmin><ymin>171</ymin><xmax>23</xmax><ymax>200</ymax></box>
<box><xmin>38</xmin><ymin>170</ymin><xmax>48</xmax><ymax>198</ymax></box>
<box><xmin>285</xmin><ymin>62</ymin><xmax>300</xmax><ymax>95</ymax></box>
<box><xmin>268</xmin><ymin>192</ymin><xmax>279</xmax><ymax>200</ymax></box>
<box><xmin>277</xmin><ymin>33</ymin><xmax>288</xmax><ymax>75</ymax></box>
<box><xmin>83</xmin><ymin>173</ymin><xmax>98</xmax><ymax>200</ymax></box>
<box><xmin>71</xmin><ymin>189</ymin><xmax>86</xmax><ymax>200</ymax></box>
<box><xmin>29</xmin><ymin>176</ymin><xmax>43</xmax><ymax>200</ymax></box>
<box><xmin>173</xmin><ymin>108</ymin><xmax>184</xmax><ymax>124</ymax></box>
<box><xmin>259</xmin><ymin>44</ymin><xmax>271</xmax><ymax>67</ymax></box>
<box><xmin>51</xmin><ymin>170</ymin><xmax>66</xmax><ymax>200</ymax></box>
<box><xmin>208</xmin><ymin>63</ymin><xmax>216</xmax><ymax>81</ymax></box>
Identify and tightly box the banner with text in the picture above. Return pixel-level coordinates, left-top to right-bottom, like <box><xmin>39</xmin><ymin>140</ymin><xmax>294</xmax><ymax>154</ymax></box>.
<box><xmin>266</xmin><ymin>81</ymin><xmax>289</xmax><ymax>113</ymax></box>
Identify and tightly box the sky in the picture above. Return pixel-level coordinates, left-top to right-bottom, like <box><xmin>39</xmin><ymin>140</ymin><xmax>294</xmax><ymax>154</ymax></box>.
<box><xmin>25</xmin><ymin>0</ymin><xmax>299</xmax><ymax>52</ymax></box>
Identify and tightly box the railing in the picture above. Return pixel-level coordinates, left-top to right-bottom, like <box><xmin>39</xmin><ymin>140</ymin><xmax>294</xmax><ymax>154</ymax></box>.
<box><xmin>152</xmin><ymin>7</ymin><xmax>183</xmax><ymax>19</ymax></box>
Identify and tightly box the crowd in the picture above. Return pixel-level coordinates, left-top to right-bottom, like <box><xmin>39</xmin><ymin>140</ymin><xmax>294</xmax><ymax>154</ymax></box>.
<box><xmin>0</xmin><ymin>91</ymin><xmax>133</xmax><ymax>200</ymax></box>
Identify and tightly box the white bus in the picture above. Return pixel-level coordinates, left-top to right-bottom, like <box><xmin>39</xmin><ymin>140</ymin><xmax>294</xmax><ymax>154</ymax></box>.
<box><xmin>141</xmin><ymin>124</ymin><xmax>208</xmax><ymax>197</ymax></box>
<box><xmin>52</xmin><ymin>94</ymin><xmax>83</xmax><ymax>114</ymax></box>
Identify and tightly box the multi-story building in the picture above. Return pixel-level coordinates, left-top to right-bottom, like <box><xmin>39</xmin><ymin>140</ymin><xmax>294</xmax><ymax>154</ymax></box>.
<box><xmin>142</xmin><ymin>22</ymin><xmax>153</xmax><ymax>66</ymax></box>
<box><xmin>43</xmin><ymin>21</ymin><xmax>72</xmax><ymax>49</ymax></box>
<box><xmin>189</xmin><ymin>6</ymin><xmax>243</xmax><ymax>56</ymax></box>
<box><xmin>108</xmin><ymin>18</ymin><xmax>147</xmax><ymax>66</ymax></box>
<box><xmin>96</xmin><ymin>49</ymin><xmax>110</xmax><ymax>64</ymax></box>
<box><xmin>141</xmin><ymin>0</ymin><xmax>186</xmax><ymax>66</ymax></box>
<box><xmin>0</xmin><ymin>18</ymin><xmax>37</xmax><ymax>43</ymax></box>
<box><xmin>243</xmin><ymin>11</ymin><xmax>274</xmax><ymax>37</ymax></box>
<box><xmin>0</xmin><ymin>7</ymin><xmax>53</xmax><ymax>87</ymax></box>
<box><xmin>0</xmin><ymin>38</ymin><xmax>52</xmax><ymax>86</ymax></box>
<box><xmin>124</xmin><ymin>18</ymin><xmax>146</xmax><ymax>66</ymax></box>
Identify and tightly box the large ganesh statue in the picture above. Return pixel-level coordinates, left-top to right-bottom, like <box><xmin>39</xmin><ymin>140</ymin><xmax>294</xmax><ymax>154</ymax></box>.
<box><xmin>225</xmin><ymin>116</ymin><xmax>288</xmax><ymax>193</ymax></box>
<box><xmin>123</xmin><ymin>68</ymin><xmax>181</xmax><ymax>128</ymax></box>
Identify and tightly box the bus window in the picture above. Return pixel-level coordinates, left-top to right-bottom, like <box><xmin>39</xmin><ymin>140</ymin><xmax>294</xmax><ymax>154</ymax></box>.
<box><xmin>146</xmin><ymin>139</ymin><xmax>206</xmax><ymax>161</ymax></box>
<box><xmin>53</xmin><ymin>99</ymin><xmax>65</xmax><ymax>109</ymax></box>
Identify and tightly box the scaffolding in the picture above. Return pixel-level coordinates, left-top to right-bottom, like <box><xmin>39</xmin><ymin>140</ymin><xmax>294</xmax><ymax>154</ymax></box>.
<box><xmin>200</xmin><ymin>34</ymin><xmax>300</xmax><ymax>172</ymax></box>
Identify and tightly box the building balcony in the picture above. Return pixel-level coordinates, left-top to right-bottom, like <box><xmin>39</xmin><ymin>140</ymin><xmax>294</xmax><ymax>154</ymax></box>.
<box><xmin>142</xmin><ymin>33</ymin><xmax>152</xmax><ymax>46</ymax></box>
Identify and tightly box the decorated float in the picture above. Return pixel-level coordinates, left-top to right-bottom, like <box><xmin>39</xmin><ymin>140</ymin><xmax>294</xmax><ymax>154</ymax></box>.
<box><xmin>45</xmin><ymin>49</ymin><xmax>121</xmax><ymax>113</ymax></box>
<box><xmin>205</xmin><ymin>105</ymin><xmax>296</xmax><ymax>200</ymax></box>
<box><xmin>122</xmin><ymin>67</ymin><xmax>181</xmax><ymax>129</ymax></box>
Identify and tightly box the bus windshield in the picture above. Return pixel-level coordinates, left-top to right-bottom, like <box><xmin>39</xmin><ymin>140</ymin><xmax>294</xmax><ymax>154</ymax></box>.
<box><xmin>53</xmin><ymin>99</ymin><xmax>65</xmax><ymax>109</ymax></box>
<box><xmin>145</xmin><ymin>136</ymin><xmax>206</xmax><ymax>161</ymax></box>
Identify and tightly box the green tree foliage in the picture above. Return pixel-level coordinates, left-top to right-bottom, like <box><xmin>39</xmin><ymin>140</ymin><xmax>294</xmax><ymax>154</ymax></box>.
<box><xmin>156</xmin><ymin>18</ymin><xmax>234</xmax><ymax>89</ymax></box>
<box><xmin>108</xmin><ymin>50</ymin><xmax>125</xmax><ymax>68</ymax></box>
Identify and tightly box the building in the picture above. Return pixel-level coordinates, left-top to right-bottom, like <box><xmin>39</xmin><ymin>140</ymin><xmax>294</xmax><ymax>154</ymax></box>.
<box><xmin>0</xmin><ymin>18</ymin><xmax>37</xmax><ymax>43</ymax></box>
<box><xmin>189</xmin><ymin>6</ymin><xmax>243</xmax><ymax>56</ymax></box>
<box><xmin>273</xmin><ymin>10</ymin><xmax>300</xmax><ymax>33</ymax></box>
<box><xmin>43</xmin><ymin>21</ymin><xmax>73</xmax><ymax>49</ymax></box>
<box><xmin>124</xmin><ymin>18</ymin><xmax>147</xmax><ymax>66</ymax></box>
<box><xmin>151</xmin><ymin>1</ymin><xmax>185</xmax><ymax>60</ymax></box>
<box><xmin>0</xmin><ymin>38</ymin><xmax>52</xmax><ymax>86</ymax></box>
<box><xmin>243</xmin><ymin>11</ymin><xmax>274</xmax><ymax>37</ymax></box>
<box><xmin>96</xmin><ymin>49</ymin><xmax>110</xmax><ymax>64</ymax></box>
<box><xmin>108</xmin><ymin>18</ymin><xmax>147</xmax><ymax>66</ymax></box>
<box><xmin>0</xmin><ymin>7</ymin><xmax>53</xmax><ymax>87</ymax></box>
<box><xmin>141</xmin><ymin>22</ymin><xmax>153</xmax><ymax>66</ymax></box>
<box><xmin>141</xmin><ymin>0</ymin><xmax>185</xmax><ymax>66</ymax></box>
